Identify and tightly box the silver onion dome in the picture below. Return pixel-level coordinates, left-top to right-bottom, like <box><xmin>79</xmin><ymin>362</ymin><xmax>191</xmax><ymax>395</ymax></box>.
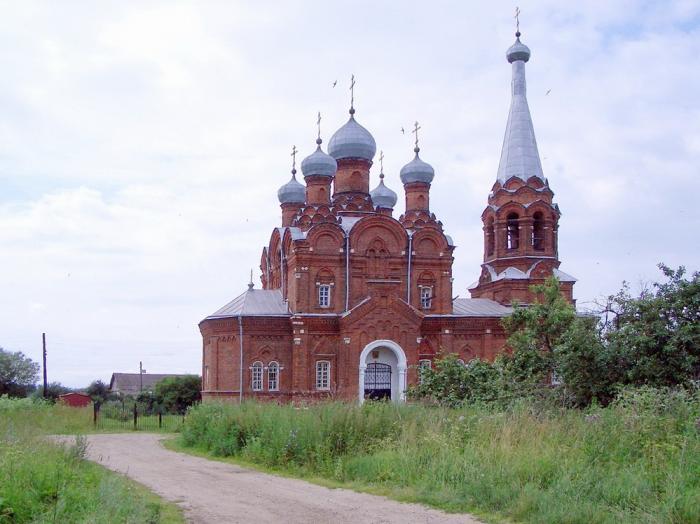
<box><xmin>328</xmin><ymin>110</ymin><xmax>377</xmax><ymax>161</ymax></box>
<box><xmin>370</xmin><ymin>174</ymin><xmax>398</xmax><ymax>209</ymax></box>
<box><xmin>277</xmin><ymin>170</ymin><xmax>305</xmax><ymax>204</ymax></box>
<box><xmin>400</xmin><ymin>147</ymin><xmax>435</xmax><ymax>185</ymax></box>
<box><xmin>507</xmin><ymin>32</ymin><xmax>530</xmax><ymax>63</ymax></box>
<box><xmin>301</xmin><ymin>139</ymin><xmax>337</xmax><ymax>177</ymax></box>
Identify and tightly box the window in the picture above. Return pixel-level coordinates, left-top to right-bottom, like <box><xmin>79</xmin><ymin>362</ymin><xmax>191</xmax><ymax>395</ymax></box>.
<box><xmin>268</xmin><ymin>361</ymin><xmax>279</xmax><ymax>391</ymax></box>
<box><xmin>486</xmin><ymin>218</ymin><xmax>495</xmax><ymax>256</ymax></box>
<box><xmin>418</xmin><ymin>359</ymin><xmax>431</xmax><ymax>384</ymax></box>
<box><xmin>420</xmin><ymin>286</ymin><xmax>433</xmax><ymax>309</ymax></box>
<box><xmin>318</xmin><ymin>284</ymin><xmax>331</xmax><ymax>307</ymax></box>
<box><xmin>507</xmin><ymin>213</ymin><xmax>519</xmax><ymax>250</ymax></box>
<box><xmin>316</xmin><ymin>361</ymin><xmax>330</xmax><ymax>390</ymax></box>
<box><xmin>204</xmin><ymin>365</ymin><xmax>209</xmax><ymax>389</ymax></box>
<box><xmin>532</xmin><ymin>212</ymin><xmax>544</xmax><ymax>251</ymax></box>
<box><xmin>251</xmin><ymin>361</ymin><xmax>263</xmax><ymax>391</ymax></box>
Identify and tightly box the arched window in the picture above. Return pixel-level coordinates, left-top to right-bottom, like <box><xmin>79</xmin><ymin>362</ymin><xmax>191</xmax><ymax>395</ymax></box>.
<box><xmin>268</xmin><ymin>361</ymin><xmax>279</xmax><ymax>391</ymax></box>
<box><xmin>532</xmin><ymin>212</ymin><xmax>544</xmax><ymax>251</ymax></box>
<box><xmin>251</xmin><ymin>361</ymin><xmax>263</xmax><ymax>391</ymax></box>
<box><xmin>316</xmin><ymin>361</ymin><xmax>330</xmax><ymax>390</ymax></box>
<box><xmin>418</xmin><ymin>359</ymin><xmax>432</xmax><ymax>384</ymax></box>
<box><xmin>506</xmin><ymin>213</ymin><xmax>519</xmax><ymax>250</ymax></box>
<box><xmin>486</xmin><ymin>218</ymin><xmax>495</xmax><ymax>256</ymax></box>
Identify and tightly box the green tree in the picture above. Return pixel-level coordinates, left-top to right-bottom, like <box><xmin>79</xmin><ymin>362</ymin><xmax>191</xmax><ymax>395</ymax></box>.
<box><xmin>155</xmin><ymin>375</ymin><xmax>201</xmax><ymax>414</ymax></box>
<box><xmin>86</xmin><ymin>380</ymin><xmax>112</xmax><ymax>403</ymax></box>
<box><xmin>604</xmin><ymin>264</ymin><xmax>700</xmax><ymax>387</ymax></box>
<box><xmin>0</xmin><ymin>347</ymin><xmax>40</xmax><ymax>397</ymax></box>
<box><xmin>33</xmin><ymin>381</ymin><xmax>72</xmax><ymax>402</ymax></box>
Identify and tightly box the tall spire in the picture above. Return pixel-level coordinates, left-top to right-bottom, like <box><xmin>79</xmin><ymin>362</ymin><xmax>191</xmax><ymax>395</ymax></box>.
<box><xmin>496</xmin><ymin>22</ymin><xmax>545</xmax><ymax>185</ymax></box>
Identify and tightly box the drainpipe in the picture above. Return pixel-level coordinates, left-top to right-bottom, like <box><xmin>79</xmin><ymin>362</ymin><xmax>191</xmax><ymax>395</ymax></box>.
<box><xmin>406</xmin><ymin>233</ymin><xmax>413</xmax><ymax>304</ymax></box>
<box><xmin>237</xmin><ymin>316</ymin><xmax>244</xmax><ymax>404</ymax></box>
<box><xmin>345</xmin><ymin>232</ymin><xmax>350</xmax><ymax>311</ymax></box>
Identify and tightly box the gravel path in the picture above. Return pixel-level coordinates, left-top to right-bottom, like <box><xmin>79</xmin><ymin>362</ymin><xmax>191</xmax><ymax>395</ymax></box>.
<box><xmin>59</xmin><ymin>433</ymin><xmax>481</xmax><ymax>524</ymax></box>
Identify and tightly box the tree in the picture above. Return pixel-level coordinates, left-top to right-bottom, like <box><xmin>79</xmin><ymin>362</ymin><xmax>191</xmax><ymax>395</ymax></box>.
<box><xmin>0</xmin><ymin>347</ymin><xmax>40</xmax><ymax>397</ymax></box>
<box><xmin>603</xmin><ymin>264</ymin><xmax>700</xmax><ymax>387</ymax></box>
<box><xmin>155</xmin><ymin>375</ymin><xmax>201</xmax><ymax>414</ymax></box>
<box><xmin>86</xmin><ymin>380</ymin><xmax>112</xmax><ymax>403</ymax></box>
<box><xmin>33</xmin><ymin>382</ymin><xmax>72</xmax><ymax>402</ymax></box>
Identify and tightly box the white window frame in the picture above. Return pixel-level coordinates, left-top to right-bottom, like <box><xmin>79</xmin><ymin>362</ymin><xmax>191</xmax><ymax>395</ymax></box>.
<box><xmin>318</xmin><ymin>284</ymin><xmax>331</xmax><ymax>308</ymax></box>
<box><xmin>268</xmin><ymin>361</ymin><xmax>279</xmax><ymax>391</ymax></box>
<box><xmin>418</xmin><ymin>359</ymin><xmax>431</xmax><ymax>384</ymax></box>
<box><xmin>251</xmin><ymin>361</ymin><xmax>263</xmax><ymax>391</ymax></box>
<box><xmin>315</xmin><ymin>360</ymin><xmax>330</xmax><ymax>390</ymax></box>
<box><xmin>420</xmin><ymin>286</ymin><xmax>433</xmax><ymax>309</ymax></box>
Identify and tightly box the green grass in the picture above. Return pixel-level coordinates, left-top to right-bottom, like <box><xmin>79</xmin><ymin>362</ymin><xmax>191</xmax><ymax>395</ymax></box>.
<box><xmin>177</xmin><ymin>388</ymin><xmax>700</xmax><ymax>524</ymax></box>
<box><xmin>0</xmin><ymin>397</ymin><xmax>185</xmax><ymax>523</ymax></box>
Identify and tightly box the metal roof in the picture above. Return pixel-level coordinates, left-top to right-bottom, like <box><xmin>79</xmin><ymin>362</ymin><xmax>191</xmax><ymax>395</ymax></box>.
<box><xmin>497</xmin><ymin>34</ymin><xmax>545</xmax><ymax>185</ymax></box>
<box><xmin>109</xmin><ymin>373</ymin><xmax>193</xmax><ymax>395</ymax></box>
<box><xmin>451</xmin><ymin>298</ymin><xmax>513</xmax><ymax>317</ymax></box>
<box><xmin>205</xmin><ymin>288</ymin><xmax>290</xmax><ymax>320</ymax></box>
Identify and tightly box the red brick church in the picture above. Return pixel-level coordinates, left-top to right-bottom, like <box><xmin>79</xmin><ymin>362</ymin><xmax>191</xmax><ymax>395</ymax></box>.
<box><xmin>199</xmin><ymin>30</ymin><xmax>576</xmax><ymax>402</ymax></box>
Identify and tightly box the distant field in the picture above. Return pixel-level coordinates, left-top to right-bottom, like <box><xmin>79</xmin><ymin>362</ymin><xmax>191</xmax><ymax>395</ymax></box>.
<box><xmin>178</xmin><ymin>390</ymin><xmax>700</xmax><ymax>524</ymax></box>
<box><xmin>0</xmin><ymin>397</ymin><xmax>184</xmax><ymax>523</ymax></box>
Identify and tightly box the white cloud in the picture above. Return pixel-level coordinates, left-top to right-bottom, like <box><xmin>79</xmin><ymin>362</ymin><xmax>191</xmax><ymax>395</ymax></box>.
<box><xmin>0</xmin><ymin>0</ymin><xmax>698</xmax><ymax>386</ymax></box>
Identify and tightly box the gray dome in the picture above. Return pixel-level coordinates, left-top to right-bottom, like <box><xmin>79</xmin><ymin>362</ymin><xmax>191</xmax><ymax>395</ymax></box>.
<box><xmin>301</xmin><ymin>139</ymin><xmax>337</xmax><ymax>178</ymax></box>
<box><xmin>370</xmin><ymin>175</ymin><xmax>398</xmax><ymax>209</ymax></box>
<box><xmin>400</xmin><ymin>148</ymin><xmax>435</xmax><ymax>185</ymax></box>
<box><xmin>507</xmin><ymin>34</ymin><xmax>530</xmax><ymax>63</ymax></box>
<box><xmin>277</xmin><ymin>171</ymin><xmax>305</xmax><ymax>204</ymax></box>
<box><xmin>328</xmin><ymin>112</ymin><xmax>376</xmax><ymax>161</ymax></box>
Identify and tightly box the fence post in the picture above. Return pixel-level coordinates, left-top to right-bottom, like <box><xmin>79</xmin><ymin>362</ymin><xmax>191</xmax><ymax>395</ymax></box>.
<box><xmin>93</xmin><ymin>402</ymin><xmax>98</xmax><ymax>428</ymax></box>
<box><xmin>133</xmin><ymin>403</ymin><xmax>137</xmax><ymax>430</ymax></box>
<box><xmin>158</xmin><ymin>412</ymin><xmax>162</xmax><ymax>429</ymax></box>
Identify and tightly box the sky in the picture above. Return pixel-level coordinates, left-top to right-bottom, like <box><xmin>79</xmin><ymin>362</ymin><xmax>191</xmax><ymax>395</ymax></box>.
<box><xmin>0</xmin><ymin>1</ymin><xmax>698</xmax><ymax>387</ymax></box>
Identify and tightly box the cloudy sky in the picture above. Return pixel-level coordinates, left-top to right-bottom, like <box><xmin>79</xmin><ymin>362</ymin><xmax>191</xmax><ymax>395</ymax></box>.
<box><xmin>0</xmin><ymin>1</ymin><xmax>698</xmax><ymax>387</ymax></box>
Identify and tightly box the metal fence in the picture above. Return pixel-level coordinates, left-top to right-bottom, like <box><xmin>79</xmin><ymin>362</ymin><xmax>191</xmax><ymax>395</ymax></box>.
<box><xmin>93</xmin><ymin>402</ymin><xmax>185</xmax><ymax>431</ymax></box>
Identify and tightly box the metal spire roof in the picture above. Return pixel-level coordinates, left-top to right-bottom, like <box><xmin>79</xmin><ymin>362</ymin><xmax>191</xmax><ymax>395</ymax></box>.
<box><xmin>496</xmin><ymin>32</ymin><xmax>545</xmax><ymax>185</ymax></box>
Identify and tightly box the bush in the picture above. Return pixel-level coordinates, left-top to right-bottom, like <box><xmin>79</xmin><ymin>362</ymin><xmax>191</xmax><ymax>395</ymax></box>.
<box><xmin>180</xmin><ymin>396</ymin><xmax>700</xmax><ymax>523</ymax></box>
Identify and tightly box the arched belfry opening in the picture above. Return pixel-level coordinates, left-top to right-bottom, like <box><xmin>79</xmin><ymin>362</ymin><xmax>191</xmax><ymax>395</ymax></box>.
<box><xmin>358</xmin><ymin>340</ymin><xmax>407</xmax><ymax>404</ymax></box>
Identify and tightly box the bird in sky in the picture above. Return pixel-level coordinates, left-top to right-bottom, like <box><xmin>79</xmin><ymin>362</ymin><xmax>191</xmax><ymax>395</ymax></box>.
<box><xmin>545</xmin><ymin>89</ymin><xmax>552</xmax><ymax>96</ymax></box>
<box><xmin>332</xmin><ymin>80</ymin><xmax>337</xmax><ymax>88</ymax></box>
<box><xmin>401</xmin><ymin>127</ymin><xmax>405</xmax><ymax>134</ymax></box>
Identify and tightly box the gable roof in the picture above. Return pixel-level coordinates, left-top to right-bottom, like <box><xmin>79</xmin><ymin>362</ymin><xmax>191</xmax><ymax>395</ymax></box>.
<box><xmin>204</xmin><ymin>288</ymin><xmax>290</xmax><ymax>320</ymax></box>
<box><xmin>109</xmin><ymin>373</ymin><xmax>193</xmax><ymax>395</ymax></box>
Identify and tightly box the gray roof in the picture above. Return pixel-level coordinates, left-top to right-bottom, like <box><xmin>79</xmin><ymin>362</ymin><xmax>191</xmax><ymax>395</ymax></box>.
<box><xmin>400</xmin><ymin>148</ymin><xmax>435</xmax><ymax>185</ymax></box>
<box><xmin>451</xmin><ymin>298</ymin><xmax>513</xmax><ymax>317</ymax></box>
<box><xmin>370</xmin><ymin>175</ymin><xmax>398</xmax><ymax>209</ymax></box>
<box><xmin>497</xmin><ymin>34</ymin><xmax>545</xmax><ymax>185</ymax></box>
<box><xmin>277</xmin><ymin>172</ymin><xmax>306</xmax><ymax>204</ymax></box>
<box><xmin>205</xmin><ymin>288</ymin><xmax>289</xmax><ymax>320</ymax></box>
<box><xmin>301</xmin><ymin>140</ymin><xmax>337</xmax><ymax>178</ymax></box>
<box><xmin>328</xmin><ymin>113</ymin><xmax>376</xmax><ymax>161</ymax></box>
<box><xmin>109</xmin><ymin>373</ymin><xmax>194</xmax><ymax>395</ymax></box>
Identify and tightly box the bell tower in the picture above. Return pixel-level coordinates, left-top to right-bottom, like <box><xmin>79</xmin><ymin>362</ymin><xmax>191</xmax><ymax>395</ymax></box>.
<box><xmin>470</xmin><ymin>27</ymin><xmax>575</xmax><ymax>305</ymax></box>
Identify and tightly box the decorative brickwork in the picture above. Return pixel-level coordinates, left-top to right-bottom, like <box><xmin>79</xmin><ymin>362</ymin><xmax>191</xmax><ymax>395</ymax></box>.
<box><xmin>200</xmin><ymin>30</ymin><xmax>578</xmax><ymax>403</ymax></box>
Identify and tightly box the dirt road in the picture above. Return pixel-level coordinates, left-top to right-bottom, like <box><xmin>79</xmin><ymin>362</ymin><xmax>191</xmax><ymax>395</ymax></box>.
<box><xmin>60</xmin><ymin>433</ymin><xmax>481</xmax><ymax>523</ymax></box>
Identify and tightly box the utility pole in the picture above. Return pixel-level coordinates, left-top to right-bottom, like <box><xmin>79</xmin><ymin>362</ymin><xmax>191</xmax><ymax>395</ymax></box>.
<box><xmin>42</xmin><ymin>333</ymin><xmax>48</xmax><ymax>398</ymax></box>
<box><xmin>139</xmin><ymin>361</ymin><xmax>145</xmax><ymax>392</ymax></box>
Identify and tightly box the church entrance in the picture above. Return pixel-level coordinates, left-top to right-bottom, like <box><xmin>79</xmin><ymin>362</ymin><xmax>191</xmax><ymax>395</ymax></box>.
<box><xmin>358</xmin><ymin>340</ymin><xmax>408</xmax><ymax>404</ymax></box>
<box><xmin>364</xmin><ymin>363</ymin><xmax>392</xmax><ymax>400</ymax></box>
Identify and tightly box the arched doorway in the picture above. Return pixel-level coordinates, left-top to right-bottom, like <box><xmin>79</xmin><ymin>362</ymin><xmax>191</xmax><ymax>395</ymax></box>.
<box><xmin>359</xmin><ymin>340</ymin><xmax>407</xmax><ymax>404</ymax></box>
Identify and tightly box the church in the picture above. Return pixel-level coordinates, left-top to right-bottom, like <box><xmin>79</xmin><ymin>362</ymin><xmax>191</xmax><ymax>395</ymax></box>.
<box><xmin>199</xmin><ymin>29</ymin><xmax>577</xmax><ymax>403</ymax></box>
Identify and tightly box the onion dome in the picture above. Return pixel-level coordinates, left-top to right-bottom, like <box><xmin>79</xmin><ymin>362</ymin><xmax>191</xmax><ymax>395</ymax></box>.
<box><xmin>400</xmin><ymin>147</ymin><xmax>435</xmax><ymax>185</ymax></box>
<box><xmin>507</xmin><ymin>32</ymin><xmax>530</xmax><ymax>63</ymax></box>
<box><xmin>370</xmin><ymin>173</ymin><xmax>398</xmax><ymax>209</ymax></box>
<box><xmin>277</xmin><ymin>169</ymin><xmax>305</xmax><ymax>204</ymax></box>
<box><xmin>328</xmin><ymin>109</ymin><xmax>377</xmax><ymax>161</ymax></box>
<box><xmin>301</xmin><ymin>138</ymin><xmax>337</xmax><ymax>177</ymax></box>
